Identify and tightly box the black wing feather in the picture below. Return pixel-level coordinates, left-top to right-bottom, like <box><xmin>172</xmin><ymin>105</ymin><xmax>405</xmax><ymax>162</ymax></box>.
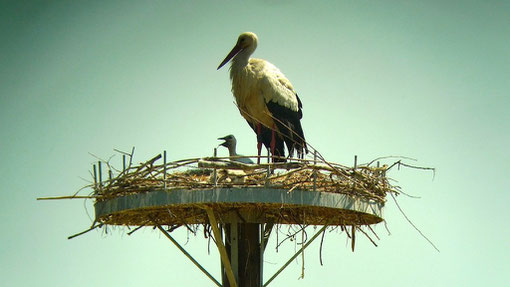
<box><xmin>265</xmin><ymin>94</ymin><xmax>307</xmax><ymax>158</ymax></box>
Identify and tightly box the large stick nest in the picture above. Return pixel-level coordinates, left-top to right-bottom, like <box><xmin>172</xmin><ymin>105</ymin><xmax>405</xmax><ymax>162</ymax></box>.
<box><xmin>49</xmin><ymin>149</ymin><xmax>435</xmax><ymax>252</ymax></box>
<box><xmin>93</xmin><ymin>153</ymin><xmax>395</xmax><ymax>204</ymax></box>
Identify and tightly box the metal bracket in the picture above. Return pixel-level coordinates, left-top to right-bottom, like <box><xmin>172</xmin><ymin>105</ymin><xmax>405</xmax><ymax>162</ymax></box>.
<box><xmin>263</xmin><ymin>225</ymin><xmax>328</xmax><ymax>287</ymax></box>
<box><xmin>155</xmin><ymin>224</ymin><xmax>221</xmax><ymax>287</ymax></box>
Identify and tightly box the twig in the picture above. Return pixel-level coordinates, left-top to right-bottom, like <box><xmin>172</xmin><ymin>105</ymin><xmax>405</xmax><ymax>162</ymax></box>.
<box><xmin>276</xmin><ymin>224</ymin><xmax>308</xmax><ymax>249</ymax></box>
<box><xmin>300</xmin><ymin>225</ymin><xmax>305</xmax><ymax>279</ymax></box>
<box><xmin>386</xmin><ymin>160</ymin><xmax>436</xmax><ymax>180</ymax></box>
<box><xmin>366</xmin><ymin>155</ymin><xmax>417</xmax><ymax>167</ymax></box>
<box><xmin>356</xmin><ymin>226</ymin><xmax>378</xmax><ymax>247</ymax></box>
<box><xmin>37</xmin><ymin>195</ymin><xmax>96</xmax><ymax>200</ymax></box>
<box><xmin>127</xmin><ymin>222</ymin><xmax>149</xmax><ymax>235</ymax></box>
<box><xmin>319</xmin><ymin>227</ymin><xmax>326</xmax><ymax>266</ymax></box>
<box><xmin>113</xmin><ymin>148</ymin><xmax>132</xmax><ymax>156</ymax></box>
<box><xmin>383</xmin><ymin>220</ymin><xmax>391</xmax><ymax>235</ymax></box>
<box><xmin>366</xmin><ymin>224</ymin><xmax>380</xmax><ymax>241</ymax></box>
<box><xmin>398</xmin><ymin>189</ymin><xmax>422</xmax><ymax>199</ymax></box>
<box><xmin>390</xmin><ymin>192</ymin><xmax>440</xmax><ymax>252</ymax></box>
<box><xmin>351</xmin><ymin>225</ymin><xmax>356</xmax><ymax>252</ymax></box>
<box><xmin>68</xmin><ymin>223</ymin><xmax>104</xmax><ymax>240</ymax></box>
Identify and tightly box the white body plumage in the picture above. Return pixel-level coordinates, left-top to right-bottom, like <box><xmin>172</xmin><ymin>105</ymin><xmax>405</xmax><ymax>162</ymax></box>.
<box><xmin>218</xmin><ymin>32</ymin><xmax>307</xmax><ymax>159</ymax></box>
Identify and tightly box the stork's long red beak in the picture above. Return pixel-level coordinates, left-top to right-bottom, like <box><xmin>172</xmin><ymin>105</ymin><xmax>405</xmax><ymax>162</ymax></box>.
<box><xmin>217</xmin><ymin>44</ymin><xmax>242</xmax><ymax>70</ymax></box>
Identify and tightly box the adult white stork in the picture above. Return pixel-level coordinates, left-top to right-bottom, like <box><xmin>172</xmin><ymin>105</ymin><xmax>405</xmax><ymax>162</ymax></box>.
<box><xmin>217</xmin><ymin>32</ymin><xmax>307</xmax><ymax>163</ymax></box>
<box><xmin>218</xmin><ymin>134</ymin><xmax>254</xmax><ymax>164</ymax></box>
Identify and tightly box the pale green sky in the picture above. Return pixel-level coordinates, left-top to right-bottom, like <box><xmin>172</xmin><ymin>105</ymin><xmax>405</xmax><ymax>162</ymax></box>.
<box><xmin>1</xmin><ymin>1</ymin><xmax>509</xmax><ymax>286</ymax></box>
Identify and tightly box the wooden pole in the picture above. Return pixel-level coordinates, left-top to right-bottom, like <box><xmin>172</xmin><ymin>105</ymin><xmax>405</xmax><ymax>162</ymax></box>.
<box><xmin>238</xmin><ymin>223</ymin><xmax>261</xmax><ymax>287</ymax></box>
<box><xmin>220</xmin><ymin>217</ymin><xmax>262</xmax><ymax>287</ymax></box>
<box><xmin>231</xmin><ymin>222</ymin><xmax>239</xmax><ymax>283</ymax></box>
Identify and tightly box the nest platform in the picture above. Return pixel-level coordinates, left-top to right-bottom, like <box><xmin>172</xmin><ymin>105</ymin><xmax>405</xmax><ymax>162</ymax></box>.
<box><xmin>96</xmin><ymin>187</ymin><xmax>383</xmax><ymax>226</ymax></box>
<box><xmin>93</xmin><ymin>155</ymin><xmax>393</xmax><ymax>227</ymax></box>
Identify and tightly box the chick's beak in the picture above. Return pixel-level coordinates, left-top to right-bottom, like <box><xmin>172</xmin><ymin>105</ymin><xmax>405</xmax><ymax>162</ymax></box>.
<box><xmin>218</xmin><ymin>137</ymin><xmax>228</xmax><ymax>147</ymax></box>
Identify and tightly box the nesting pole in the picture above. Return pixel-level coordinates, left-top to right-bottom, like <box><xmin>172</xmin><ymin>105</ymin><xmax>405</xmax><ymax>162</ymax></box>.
<box><xmin>221</xmin><ymin>220</ymin><xmax>261</xmax><ymax>287</ymax></box>
<box><xmin>35</xmin><ymin>143</ymin><xmax>438</xmax><ymax>286</ymax></box>
<box><xmin>85</xmin><ymin>153</ymin><xmax>389</xmax><ymax>287</ymax></box>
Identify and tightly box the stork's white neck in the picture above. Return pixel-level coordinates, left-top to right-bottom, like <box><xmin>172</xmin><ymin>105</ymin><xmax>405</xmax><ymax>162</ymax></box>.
<box><xmin>232</xmin><ymin>49</ymin><xmax>251</xmax><ymax>67</ymax></box>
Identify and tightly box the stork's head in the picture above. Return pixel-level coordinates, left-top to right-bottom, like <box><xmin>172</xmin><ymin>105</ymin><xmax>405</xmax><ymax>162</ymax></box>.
<box><xmin>217</xmin><ymin>32</ymin><xmax>258</xmax><ymax>70</ymax></box>
<box><xmin>236</xmin><ymin>32</ymin><xmax>258</xmax><ymax>50</ymax></box>
<box><xmin>218</xmin><ymin>134</ymin><xmax>237</xmax><ymax>149</ymax></box>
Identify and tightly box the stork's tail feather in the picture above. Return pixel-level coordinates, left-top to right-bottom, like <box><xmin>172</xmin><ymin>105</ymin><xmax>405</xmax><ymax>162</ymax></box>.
<box><xmin>265</xmin><ymin>100</ymin><xmax>307</xmax><ymax>160</ymax></box>
<box><xmin>295</xmin><ymin>118</ymin><xmax>308</xmax><ymax>158</ymax></box>
<box><xmin>274</xmin><ymin>119</ymin><xmax>307</xmax><ymax>159</ymax></box>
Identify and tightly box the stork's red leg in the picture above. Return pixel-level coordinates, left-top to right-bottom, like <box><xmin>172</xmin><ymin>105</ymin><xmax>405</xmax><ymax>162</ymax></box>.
<box><xmin>256</xmin><ymin>123</ymin><xmax>262</xmax><ymax>164</ymax></box>
<box><xmin>270</xmin><ymin>126</ymin><xmax>276</xmax><ymax>162</ymax></box>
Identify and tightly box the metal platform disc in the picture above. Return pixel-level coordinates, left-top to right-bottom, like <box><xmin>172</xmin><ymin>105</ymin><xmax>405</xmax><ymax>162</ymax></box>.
<box><xmin>95</xmin><ymin>187</ymin><xmax>384</xmax><ymax>226</ymax></box>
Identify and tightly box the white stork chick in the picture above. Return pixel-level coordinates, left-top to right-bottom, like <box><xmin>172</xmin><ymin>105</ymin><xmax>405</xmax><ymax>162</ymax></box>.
<box><xmin>217</xmin><ymin>32</ymin><xmax>307</xmax><ymax>163</ymax></box>
<box><xmin>218</xmin><ymin>134</ymin><xmax>254</xmax><ymax>164</ymax></box>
